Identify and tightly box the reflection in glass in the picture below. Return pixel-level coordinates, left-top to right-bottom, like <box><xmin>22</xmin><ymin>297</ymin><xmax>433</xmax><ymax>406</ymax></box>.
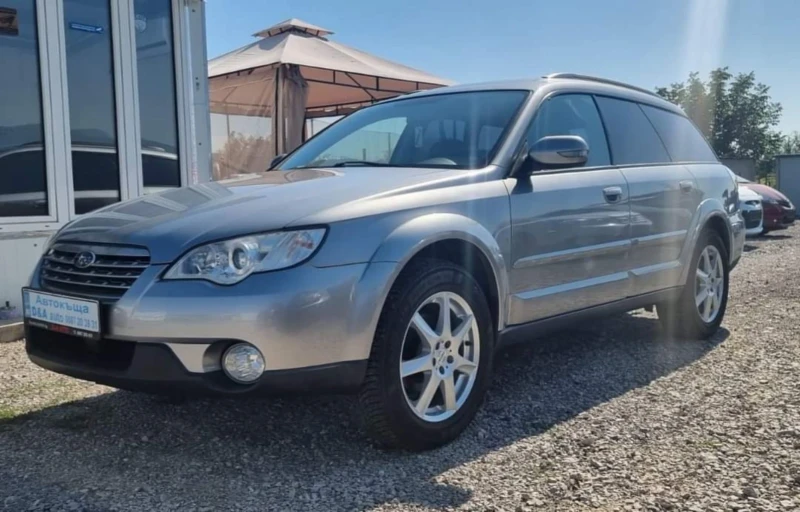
<box><xmin>134</xmin><ymin>0</ymin><xmax>180</xmax><ymax>193</ymax></box>
<box><xmin>0</xmin><ymin>0</ymin><xmax>48</xmax><ymax>217</ymax></box>
<box><xmin>211</xmin><ymin>113</ymin><xmax>273</xmax><ymax>179</ymax></box>
<box><xmin>64</xmin><ymin>0</ymin><xmax>121</xmax><ymax>214</ymax></box>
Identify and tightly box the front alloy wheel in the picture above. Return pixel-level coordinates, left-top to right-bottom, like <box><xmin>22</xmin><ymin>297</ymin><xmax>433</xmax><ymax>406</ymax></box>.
<box><xmin>400</xmin><ymin>291</ymin><xmax>480</xmax><ymax>423</ymax></box>
<box><xmin>360</xmin><ymin>258</ymin><xmax>494</xmax><ymax>451</ymax></box>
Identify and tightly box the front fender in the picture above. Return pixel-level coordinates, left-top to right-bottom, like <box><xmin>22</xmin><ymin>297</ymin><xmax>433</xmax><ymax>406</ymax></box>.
<box><xmin>371</xmin><ymin>213</ymin><xmax>509</xmax><ymax>330</ymax></box>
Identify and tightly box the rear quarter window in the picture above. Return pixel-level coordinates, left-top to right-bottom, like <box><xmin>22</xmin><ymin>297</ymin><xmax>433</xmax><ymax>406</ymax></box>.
<box><xmin>594</xmin><ymin>96</ymin><xmax>670</xmax><ymax>165</ymax></box>
<box><xmin>640</xmin><ymin>105</ymin><xmax>718</xmax><ymax>162</ymax></box>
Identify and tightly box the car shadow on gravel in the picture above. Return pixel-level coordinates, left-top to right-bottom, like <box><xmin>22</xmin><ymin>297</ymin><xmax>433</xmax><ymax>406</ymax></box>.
<box><xmin>0</xmin><ymin>313</ymin><xmax>728</xmax><ymax>511</ymax></box>
<box><xmin>759</xmin><ymin>233</ymin><xmax>792</xmax><ymax>240</ymax></box>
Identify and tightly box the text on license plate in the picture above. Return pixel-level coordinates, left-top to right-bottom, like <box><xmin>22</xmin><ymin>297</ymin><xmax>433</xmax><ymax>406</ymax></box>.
<box><xmin>22</xmin><ymin>289</ymin><xmax>100</xmax><ymax>334</ymax></box>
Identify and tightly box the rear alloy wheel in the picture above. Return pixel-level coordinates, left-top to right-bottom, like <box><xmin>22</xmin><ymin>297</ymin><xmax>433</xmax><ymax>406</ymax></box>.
<box><xmin>657</xmin><ymin>230</ymin><xmax>729</xmax><ymax>339</ymax></box>
<box><xmin>694</xmin><ymin>245</ymin><xmax>725</xmax><ymax>324</ymax></box>
<box><xmin>359</xmin><ymin>258</ymin><xmax>493</xmax><ymax>451</ymax></box>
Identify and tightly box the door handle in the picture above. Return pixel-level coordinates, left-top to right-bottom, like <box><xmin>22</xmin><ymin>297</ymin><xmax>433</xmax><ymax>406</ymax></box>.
<box><xmin>680</xmin><ymin>180</ymin><xmax>694</xmax><ymax>193</ymax></box>
<box><xmin>603</xmin><ymin>186</ymin><xmax>623</xmax><ymax>204</ymax></box>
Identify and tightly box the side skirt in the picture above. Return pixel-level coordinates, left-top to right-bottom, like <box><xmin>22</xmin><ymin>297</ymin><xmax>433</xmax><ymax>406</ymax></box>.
<box><xmin>497</xmin><ymin>287</ymin><xmax>682</xmax><ymax>349</ymax></box>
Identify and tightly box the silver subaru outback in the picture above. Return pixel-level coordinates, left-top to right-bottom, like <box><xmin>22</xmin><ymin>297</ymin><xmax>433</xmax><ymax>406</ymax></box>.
<box><xmin>23</xmin><ymin>74</ymin><xmax>745</xmax><ymax>450</ymax></box>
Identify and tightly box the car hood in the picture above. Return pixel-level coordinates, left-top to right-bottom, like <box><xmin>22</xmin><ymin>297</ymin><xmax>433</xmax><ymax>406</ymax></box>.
<box><xmin>738</xmin><ymin>186</ymin><xmax>761</xmax><ymax>202</ymax></box>
<box><xmin>741</xmin><ymin>183</ymin><xmax>791</xmax><ymax>203</ymax></box>
<box><xmin>56</xmin><ymin>167</ymin><xmax>467</xmax><ymax>263</ymax></box>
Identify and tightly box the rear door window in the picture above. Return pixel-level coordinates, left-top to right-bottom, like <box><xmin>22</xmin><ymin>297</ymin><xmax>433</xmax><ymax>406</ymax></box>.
<box><xmin>640</xmin><ymin>105</ymin><xmax>718</xmax><ymax>162</ymax></box>
<box><xmin>594</xmin><ymin>96</ymin><xmax>670</xmax><ymax>165</ymax></box>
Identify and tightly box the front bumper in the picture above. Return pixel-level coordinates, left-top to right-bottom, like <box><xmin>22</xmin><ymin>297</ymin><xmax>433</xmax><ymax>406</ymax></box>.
<box><xmin>25</xmin><ymin>259</ymin><xmax>399</xmax><ymax>394</ymax></box>
<box><xmin>741</xmin><ymin>206</ymin><xmax>764</xmax><ymax>236</ymax></box>
<box><xmin>763</xmin><ymin>204</ymin><xmax>796</xmax><ymax>230</ymax></box>
<box><xmin>25</xmin><ymin>325</ymin><xmax>367</xmax><ymax>395</ymax></box>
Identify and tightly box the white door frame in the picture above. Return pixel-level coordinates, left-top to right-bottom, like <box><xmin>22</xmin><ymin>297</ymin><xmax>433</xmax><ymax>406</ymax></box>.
<box><xmin>111</xmin><ymin>0</ymin><xmax>143</xmax><ymax>201</ymax></box>
<box><xmin>173</xmin><ymin>0</ymin><xmax>210</xmax><ymax>186</ymax></box>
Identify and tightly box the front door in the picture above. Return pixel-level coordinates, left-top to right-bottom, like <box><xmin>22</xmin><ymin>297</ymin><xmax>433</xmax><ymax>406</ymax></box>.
<box><xmin>507</xmin><ymin>94</ymin><xmax>631</xmax><ymax>325</ymax></box>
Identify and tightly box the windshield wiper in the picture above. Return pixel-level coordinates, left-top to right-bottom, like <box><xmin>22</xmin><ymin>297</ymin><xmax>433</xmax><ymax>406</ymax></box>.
<box><xmin>330</xmin><ymin>160</ymin><xmax>392</xmax><ymax>167</ymax></box>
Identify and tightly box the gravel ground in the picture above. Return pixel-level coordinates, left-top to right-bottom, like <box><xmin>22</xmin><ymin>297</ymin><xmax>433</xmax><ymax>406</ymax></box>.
<box><xmin>1</xmin><ymin>226</ymin><xmax>799</xmax><ymax>512</ymax></box>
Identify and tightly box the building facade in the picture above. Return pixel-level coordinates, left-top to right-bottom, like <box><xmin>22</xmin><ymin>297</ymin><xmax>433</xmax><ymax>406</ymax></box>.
<box><xmin>0</xmin><ymin>0</ymin><xmax>211</xmax><ymax>312</ymax></box>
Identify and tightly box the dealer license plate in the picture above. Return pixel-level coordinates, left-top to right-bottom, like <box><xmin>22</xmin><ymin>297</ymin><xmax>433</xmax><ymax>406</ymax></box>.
<box><xmin>22</xmin><ymin>288</ymin><xmax>101</xmax><ymax>340</ymax></box>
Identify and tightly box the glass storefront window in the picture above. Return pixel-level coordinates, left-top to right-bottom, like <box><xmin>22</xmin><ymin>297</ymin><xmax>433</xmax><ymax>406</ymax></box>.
<box><xmin>134</xmin><ymin>0</ymin><xmax>181</xmax><ymax>193</ymax></box>
<box><xmin>0</xmin><ymin>0</ymin><xmax>48</xmax><ymax>217</ymax></box>
<box><xmin>63</xmin><ymin>0</ymin><xmax>121</xmax><ymax>215</ymax></box>
<box><xmin>1</xmin><ymin>0</ymin><xmax>193</xmax><ymax>226</ymax></box>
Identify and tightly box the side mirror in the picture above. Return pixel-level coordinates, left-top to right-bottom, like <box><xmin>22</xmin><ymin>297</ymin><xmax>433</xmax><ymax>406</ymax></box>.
<box><xmin>528</xmin><ymin>135</ymin><xmax>589</xmax><ymax>169</ymax></box>
<box><xmin>268</xmin><ymin>154</ymin><xmax>287</xmax><ymax>170</ymax></box>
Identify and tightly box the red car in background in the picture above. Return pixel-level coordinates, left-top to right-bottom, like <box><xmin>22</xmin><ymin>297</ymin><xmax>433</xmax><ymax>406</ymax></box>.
<box><xmin>736</xmin><ymin>176</ymin><xmax>796</xmax><ymax>233</ymax></box>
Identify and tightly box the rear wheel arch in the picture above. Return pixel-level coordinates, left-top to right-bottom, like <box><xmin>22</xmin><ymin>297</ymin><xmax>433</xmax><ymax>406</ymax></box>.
<box><xmin>703</xmin><ymin>214</ymin><xmax>731</xmax><ymax>258</ymax></box>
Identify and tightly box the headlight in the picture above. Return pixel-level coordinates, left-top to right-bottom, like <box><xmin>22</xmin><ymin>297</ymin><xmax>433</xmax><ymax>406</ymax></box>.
<box><xmin>163</xmin><ymin>228</ymin><xmax>326</xmax><ymax>285</ymax></box>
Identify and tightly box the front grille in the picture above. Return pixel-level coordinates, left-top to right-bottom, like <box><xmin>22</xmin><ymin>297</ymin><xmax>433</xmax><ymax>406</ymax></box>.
<box><xmin>742</xmin><ymin>209</ymin><xmax>763</xmax><ymax>229</ymax></box>
<box><xmin>41</xmin><ymin>243</ymin><xmax>150</xmax><ymax>301</ymax></box>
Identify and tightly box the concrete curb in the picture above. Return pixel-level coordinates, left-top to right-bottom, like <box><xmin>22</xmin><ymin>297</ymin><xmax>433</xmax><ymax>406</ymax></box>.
<box><xmin>0</xmin><ymin>321</ymin><xmax>24</xmax><ymax>343</ymax></box>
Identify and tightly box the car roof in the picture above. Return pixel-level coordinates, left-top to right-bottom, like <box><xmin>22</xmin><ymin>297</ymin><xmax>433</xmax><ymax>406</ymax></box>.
<box><xmin>384</xmin><ymin>74</ymin><xmax>685</xmax><ymax>116</ymax></box>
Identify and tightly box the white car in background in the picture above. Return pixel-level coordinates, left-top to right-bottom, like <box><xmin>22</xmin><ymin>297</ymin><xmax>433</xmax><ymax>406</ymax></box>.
<box><xmin>739</xmin><ymin>186</ymin><xmax>764</xmax><ymax>237</ymax></box>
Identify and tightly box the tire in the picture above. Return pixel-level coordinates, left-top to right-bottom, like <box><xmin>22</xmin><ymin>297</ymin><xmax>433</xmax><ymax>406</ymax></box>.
<box><xmin>657</xmin><ymin>230</ymin><xmax>729</xmax><ymax>340</ymax></box>
<box><xmin>359</xmin><ymin>258</ymin><xmax>494</xmax><ymax>451</ymax></box>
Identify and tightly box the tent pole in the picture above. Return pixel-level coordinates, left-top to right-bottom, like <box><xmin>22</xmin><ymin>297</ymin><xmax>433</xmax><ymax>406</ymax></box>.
<box><xmin>274</xmin><ymin>65</ymin><xmax>282</xmax><ymax>156</ymax></box>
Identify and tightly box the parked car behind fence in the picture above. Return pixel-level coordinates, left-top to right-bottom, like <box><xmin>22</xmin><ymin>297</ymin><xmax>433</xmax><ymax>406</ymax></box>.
<box><xmin>738</xmin><ymin>186</ymin><xmax>764</xmax><ymax>237</ymax></box>
<box><xmin>736</xmin><ymin>176</ymin><xmax>796</xmax><ymax>234</ymax></box>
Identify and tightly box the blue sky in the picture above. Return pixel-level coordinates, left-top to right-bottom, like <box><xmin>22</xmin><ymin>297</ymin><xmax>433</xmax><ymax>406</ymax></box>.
<box><xmin>206</xmin><ymin>0</ymin><xmax>800</xmax><ymax>133</ymax></box>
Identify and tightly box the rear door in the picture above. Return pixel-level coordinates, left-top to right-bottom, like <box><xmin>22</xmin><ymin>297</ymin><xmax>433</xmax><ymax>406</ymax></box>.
<box><xmin>507</xmin><ymin>94</ymin><xmax>631</xmax><ymax>325</ymax></box>
<box><xmin>594</xmin><ymin>97</ymin><xmax>702</xmax><ymax>296</ymax></box>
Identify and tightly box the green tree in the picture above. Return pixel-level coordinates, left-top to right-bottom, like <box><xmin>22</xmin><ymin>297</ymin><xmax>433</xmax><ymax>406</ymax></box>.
<box><xmin>781</xmin><ymin>131</ymin><xmax>800</xmax><ymax>154</ymax></box>
<box><xmin>656</xmin><ymin>68</ymin><xmax>783</xmax><ymax>176</ymax></box>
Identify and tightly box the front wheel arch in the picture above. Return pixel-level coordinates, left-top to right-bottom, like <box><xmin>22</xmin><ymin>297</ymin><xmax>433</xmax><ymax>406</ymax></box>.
<box><xmin>398</xmin><ymin>238</ymin><xmax>500</xmax><ymax>334</ymax></box>
<box><xmin>369</xmin><ymin>214</ymin><xmax>508</xmax><ymax>333</ymax></box>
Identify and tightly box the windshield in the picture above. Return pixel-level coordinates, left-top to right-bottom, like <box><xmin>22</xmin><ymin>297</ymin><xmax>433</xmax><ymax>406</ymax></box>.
<box><xmin>279</xmin><ymin>90</ymin><xmax>528</xmax><ymax>171</ymax></box>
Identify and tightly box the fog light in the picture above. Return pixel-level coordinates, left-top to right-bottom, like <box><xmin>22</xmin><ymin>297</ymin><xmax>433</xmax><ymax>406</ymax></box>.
<box><xmin>222</xmin><ymin>343</ymin><xmax>265</xmax><ymax>384</ymax></box>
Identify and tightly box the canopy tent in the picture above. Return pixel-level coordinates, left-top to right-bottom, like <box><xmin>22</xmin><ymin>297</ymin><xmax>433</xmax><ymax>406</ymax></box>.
<box><xmin>208</xmin><ymin>18</ymin><xmax>452</xmax><ymax>179</ymax></box>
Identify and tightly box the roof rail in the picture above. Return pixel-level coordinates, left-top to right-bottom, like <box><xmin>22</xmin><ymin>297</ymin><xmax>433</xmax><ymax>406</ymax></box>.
<box><xmin>544</xmin><ymin>73</ymin><xmax>661</xmax><ymax>99</ymax></box>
